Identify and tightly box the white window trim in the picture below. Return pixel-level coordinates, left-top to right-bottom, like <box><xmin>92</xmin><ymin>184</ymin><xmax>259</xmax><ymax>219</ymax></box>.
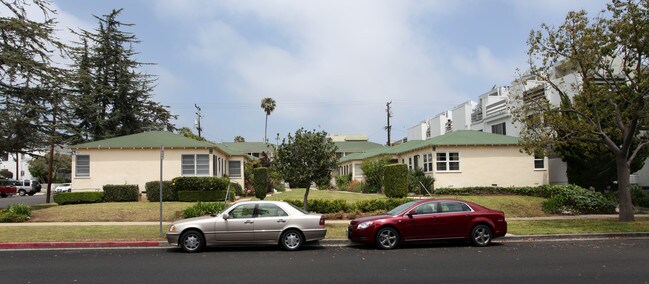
<box><xmin>435</xmin><ymin>152</ymin><xmax>461</xmax><ymax>173</ymax></box>
<box><xmin>75</xmin><ymin>154</ymin><xmax>90</xmax><ymax>178</ymax></box>
<box><xmin>423</xmin><ymin>153</ymin><xmax>433</xmax><ymax>173</ymax></box>
<box><xmin>534</xmin><ymin>156</ymin><xmax>546</xmax><ymax>171</ymax></box>
<box><xmin>182</xmin><ymin>154</ymin><xmax>211</xmax><ymax>176</ymax></box>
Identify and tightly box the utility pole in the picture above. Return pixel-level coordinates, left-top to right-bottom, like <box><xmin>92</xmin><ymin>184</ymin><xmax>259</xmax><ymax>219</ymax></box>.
<box><xmin>194</xmin><ymin>104</ymin><xmax>203</xmax><ymax>138</ymax></box>
<box><xmin>386</xmin><ymin>101</ymin><xmax>392</xmax><ymax>146</ymax></box>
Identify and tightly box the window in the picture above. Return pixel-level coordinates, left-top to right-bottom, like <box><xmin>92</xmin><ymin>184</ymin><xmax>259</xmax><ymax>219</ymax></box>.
<box><xmin>228</xmin><ymin>160</ymin><xmax>242</xmax><ymax>177</ymax></box>
<box><xmin>491</xmin><ymin>122</ymin><xmax>506</xmax><ymax>135</ymax></box>
<box><xmin>408</xmin><ymin>157</ymin><xmax>412</xmax><ymax>170</ymax></box>
<box><xmin>256</xmin><ymin>203</ymin><xmax>288</xmax><ymax>217</ymax></box>
<box><xmin>414</xmin><ymin>202</ymin><xmax>437</xmax><ymax>214</ymax></box>
<box><xmin>354</xmin><ymin>164</ymin><xmax>364</xmax><ymax>177</ymax></box>
<box><xmin>534</xmin><ymin>155</ymin><xmax>545</xmax><ymax>169</ymax></box>
<box><xmin>423</xmin><ymin>153</ymin><xmax>433</xmax><ymax>172</ymax></box>
<box><xmin>436</xmin><ymin>152</ymin><xmax>460</xmax><ymax>172</ymax></box>
<box><xmin>440</xmin><ymin>202</ymin><xmax>472</xmax><ymax>213</ymax></box>
<box><xmin>182</xmin><ymin>154</ymin><xmax>210</xmax><ymax>176</ymax></box>
<box><xmin>75</xmin><ymin>155</ymin><xmax>90</xmax><ymax>177</ymax></box>
<box><xmin>229</xmin><ymin>204</ymin><xmax>255</xmax><ymax>219</ymax></box>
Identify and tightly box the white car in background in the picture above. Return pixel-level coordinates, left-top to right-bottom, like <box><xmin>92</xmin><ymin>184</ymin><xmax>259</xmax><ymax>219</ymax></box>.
<box><xmin>55</xmin><ymin>183</ymin><xmax>71</xmax><ymax>193</ymax></box>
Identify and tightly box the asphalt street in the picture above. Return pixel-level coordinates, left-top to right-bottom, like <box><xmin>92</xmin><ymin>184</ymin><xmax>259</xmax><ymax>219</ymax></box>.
<box><xmin>0</xmin><ymin>239</ymin><xmax>647</xmax><ymax>283</ymax></box>
<box><xmin>0</xmin><ymin>193</ymin><xmax>49</xmax><ymax>208</ymax></box>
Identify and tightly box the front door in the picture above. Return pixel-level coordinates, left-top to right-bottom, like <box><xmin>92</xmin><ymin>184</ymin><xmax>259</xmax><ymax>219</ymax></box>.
<box><xmin>400</xmin><ymin>202</ymin><xmax>439</xmax><ymax>240</ymax></box>
<box><xmin>214</xmin><ymin>203</ymin><xmax>256</xmax><ymax>243</ymax></box>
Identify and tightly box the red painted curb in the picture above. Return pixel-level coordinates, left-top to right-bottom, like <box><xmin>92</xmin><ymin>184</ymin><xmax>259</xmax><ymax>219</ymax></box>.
<box><xmin>0</xmin><ymin>241</ymin><xmax>166</xmax><ymax>249</ymax></box>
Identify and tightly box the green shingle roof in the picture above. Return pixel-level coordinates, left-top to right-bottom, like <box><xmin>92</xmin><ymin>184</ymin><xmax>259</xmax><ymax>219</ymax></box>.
<box><xmin>217</xmin><ymin>142</ymin><xmax>274</xmax><ymax>155</ymax></box>
<box><xmin>334</xmin><ymin>141</ymin><xmax>383</xmax><ymax>153</ymax></box>
<box><xmin>338</xmin><ymin>130</ymin><xmax>519</xmax><ymax>163</ymax></box>
<box><xmin>70</xmin><ymin>131</ymin><xmax>218</xmax><ymax>149</ymax></box>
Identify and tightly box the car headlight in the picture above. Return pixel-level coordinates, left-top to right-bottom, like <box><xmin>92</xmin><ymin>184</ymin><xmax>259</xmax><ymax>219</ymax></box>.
<box><xmin>169</xmin><ymin>225</ymin><xmax>176</xmax><ymax>232</ymax></box>
<box><xmin>357</xmin><ymin>221</ymin><xmax>373</xmax><ymax>229</ymax></box>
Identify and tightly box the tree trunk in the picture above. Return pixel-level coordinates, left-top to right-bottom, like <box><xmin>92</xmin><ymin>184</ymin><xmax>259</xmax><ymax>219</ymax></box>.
<box><xmin>616</xmin><ymin>154</ymin><xmax>635</xmax><ymax>222</ymax></box>
<box><xmin>303</xmin><ymin>187</ymin><xmax>310</xmax><ymax>212</ymax></box>
<box><xmin>264</xmin><ymin>114</ymin><xmax>268</xmax><ymax>143</ymax></box>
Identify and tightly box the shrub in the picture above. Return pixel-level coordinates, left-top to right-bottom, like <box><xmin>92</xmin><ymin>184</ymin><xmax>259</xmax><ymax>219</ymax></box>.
<box><xmin>282</xmin><ymin>199</ymin><xmax>348</xmax><ymax>214</ymax></box>
<box><xmin>384</xmin><ymin>164</ymin><xmax>408</xmax><ymax>198</ymax></box>
<box><xmin>542</xmin><ymin>185</ymin><xmax>615</xmax><ymax>214</ymax></box>
<box><xmin>354</xmin><ymin>198</ymin><xmax>413</xmax><ymax>212</ymax></box>
<box><xmin>336</xmin><ymin>174</ymin><xmax>352</xmax><ymax>190</ymax></box>
<box><xmin>274</xmin><ymin>181</ymin><xmax>286</xmax><ymax>192</ymax></box>
<box><xmin>631</xmin><ymin>185</ymin><xmax>649</xmax><ymax>207</ymax></box>
<box><xmin>53</xmin><ymin>192</ymin><xmax>104</xmax><ymax>205</ymax></box>
<box><xmin>178</xmin><ymin>190</ymin><xmax>236</xmax><ymax>202</ymax></box>
<box><xmin>0</xmin><ymin>211</ymin><xmax>29</xmax><ymax>222</ymax></box>
<box><xmin>360</xmin><ymin>157</ymin><xmax>389</xmax><ymax>193</ymax></box>
<box><xmin>435</xmin><ymin>185</ymin><xmax>563</xmax><ymax>198</ymax></box>
<box><xmin>172</xmin><ymin>177</ymin><xmax>230</xmax><ymax>191</ymax></box>
<box><xmin>7</xmin><ymin>203</ymin><xmax>32</xmax><ymax>216</ymax></box>
<box><xmin>253</xmin><ymin>167</ymin><xmax>269</xmax><ymax>200</ymax></box>
<box><xmin>408</xmin><ymin>168</ymin><xmax>435</xmax><ymax>194</ymax></box>
<box><xmin>0</xmin><ymin>203</ymin><xmax>33</xmax><ymax>223</ymax></box>
<box><xmin>348</xmin><ymin>180</ymin><xmax>367</xmax><ymax>193</ymax></box>
<box><xmin>181</xmin><ymin>202</ymin><xmax>226</xmax><ymax>218</ymax></box>
<box><xmin>146</xmin><ymin>181</ymin><xmax>177</xmax><ymax>201</ymax></box>
<box><xmin>103</xmin><ymin>184</ymin><xmax>139</xmax><ymax>202</ymax></box>
<box><xmin>230</xmin><ymin>182</ymin><xmax>243</xmax><ymax>196</ymax></box>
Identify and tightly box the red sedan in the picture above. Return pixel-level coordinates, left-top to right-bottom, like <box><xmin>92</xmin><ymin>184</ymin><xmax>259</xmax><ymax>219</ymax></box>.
<box><xmin>347</xmin><ymin>199</ymin><xmax>507</xmax><ymax>249</ymax></box>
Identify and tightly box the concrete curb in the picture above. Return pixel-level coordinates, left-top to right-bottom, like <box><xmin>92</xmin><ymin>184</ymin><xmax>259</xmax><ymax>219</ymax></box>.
<box><xmin>2</xmin><ymin>233</ymin><xmax>649</xmax><ymax>250</ymax></box>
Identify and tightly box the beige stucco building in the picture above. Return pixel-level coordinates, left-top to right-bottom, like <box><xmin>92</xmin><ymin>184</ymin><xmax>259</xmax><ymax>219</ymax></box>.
<box><xmin>338</xmin><ymin>130</ymin><xmax>548</xmax><ymax>188</ymax></box>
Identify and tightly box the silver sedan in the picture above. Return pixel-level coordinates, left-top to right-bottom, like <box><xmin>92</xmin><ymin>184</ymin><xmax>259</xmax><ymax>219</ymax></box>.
<box><xmin>166</xmin><ymin>200</ymin><xmax>327</xmax><ymax>252</ymax></box>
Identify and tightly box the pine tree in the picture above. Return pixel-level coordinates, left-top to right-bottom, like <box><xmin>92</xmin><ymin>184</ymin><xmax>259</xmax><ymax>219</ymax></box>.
<box><xmin>69</xmin><ymin>9</ymin><xmax>175</xmax><ymax>143</ymax></box>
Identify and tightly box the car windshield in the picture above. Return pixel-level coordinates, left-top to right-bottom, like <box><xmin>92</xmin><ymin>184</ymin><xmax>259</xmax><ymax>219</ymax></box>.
<box><xmin>386</xmin><ymin>201</ymin><xmax>418</xmax><ymax>216</ymax></box>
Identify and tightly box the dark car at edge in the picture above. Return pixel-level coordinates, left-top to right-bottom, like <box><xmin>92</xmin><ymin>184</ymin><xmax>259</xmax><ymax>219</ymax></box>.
<box><xmin>347</xmin><ymin>199</ymin><xmax>507</xmax><ymax>249</ymax></box>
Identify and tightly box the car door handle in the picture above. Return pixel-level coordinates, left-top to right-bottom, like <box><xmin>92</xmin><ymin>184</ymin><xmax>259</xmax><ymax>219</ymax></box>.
<box><xmin>277</xmin><ymin>219</ymin><xmax>286</xmax><ymax>223</ymax></box>
<box><xmin>244</xmin><ymin>220</ymin><xmax>254</xmax><ymax>224</ymax></box>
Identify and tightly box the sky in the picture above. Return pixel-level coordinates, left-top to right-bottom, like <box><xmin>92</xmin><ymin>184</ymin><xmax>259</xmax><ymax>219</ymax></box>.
<box><xmin>46</xmin><ymin>0</ymin><xmax>608</xmax><ymax>144</ymax></box>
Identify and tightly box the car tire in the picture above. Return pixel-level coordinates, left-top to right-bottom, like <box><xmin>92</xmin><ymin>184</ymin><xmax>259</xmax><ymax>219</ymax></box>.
<box><xmin>18</xmin><ymin>190</ymin><xmax>26</xmax><ymax>196</ymax></box>
<box><xmin>470</xmin><ymin>224</ymin><xmax>493</xmax><ymax>247</ymax></box>
<box><xmin>179</xmin><ymin>230</ymin><xmax>205</xmax><ymax>253</ymax></box>
<box><xmin>376</xmin><ymin>227</ymin><xmax>399</xmax><ymax>250</ymax></box>
<box><xmin>280</xmin><ymin>229</ymin><xmax>303</xmax><ymax>251</ymax></box>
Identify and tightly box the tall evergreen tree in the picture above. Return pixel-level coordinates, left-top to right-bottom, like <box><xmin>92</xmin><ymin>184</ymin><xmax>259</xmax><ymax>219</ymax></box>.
<box><xmin>68</xmin><ymin>9</ymin><xmax>175</xmax><ymax>143</ymax></box>
<box><xmin>0</xmin><ymin>0</ymin><xmax>68</xmax><ymax>154</ymax></box>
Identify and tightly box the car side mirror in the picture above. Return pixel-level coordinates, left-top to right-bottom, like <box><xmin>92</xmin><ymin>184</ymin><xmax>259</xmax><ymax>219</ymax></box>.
<box><xmin>222</xmin><ymin>213</ymin><xmax>229</xmax><ymax>220</ymax></box>
<box><xmin>407</xmin><ymin>210</ymin><xmax>417</xmax><ymax>216</ymax></box>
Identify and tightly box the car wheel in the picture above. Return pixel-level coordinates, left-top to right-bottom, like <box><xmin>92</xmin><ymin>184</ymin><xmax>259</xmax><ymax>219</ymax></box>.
<box><xmin>471</xmin><ymin>224</ymin><xmax>493</xmax><ymax>247</ymax></box>
<box><xmin>0</xmin><ymin>194</ymin><xmax>7</xmax><ymax>198</ymax></box>
<box><xmin>18</xmin><ymin>190</ymin><xmax>26</xmax><ymax>196</ymax></box>
<box><xmin>280</xmin><ymin>229</ymin><xmax>303</xmax><ymax>251</ymax></box>
<box><xmin>179</xmin><ymin>230</ymin><xmax>205</xmax><ymax>253</ymax></box>
<box><xmin>376</xmin><ymin>227</ymin><xmax>399</xmax><ymax>250</ymax></box>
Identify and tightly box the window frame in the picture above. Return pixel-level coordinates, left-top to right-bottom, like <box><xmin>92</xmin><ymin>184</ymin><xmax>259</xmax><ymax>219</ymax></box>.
<box><xmin>75</xmin><ymin>155</ymin><xmax>90</xmax><ymax>177</ymax></box>
<box><xmin>181</xmin><ymin>154</ymin><xmax>210</xmax><ymax>176</ymax></box>
<box><xmin>435</xmin><ymin>152</ymin><xmax>460</xmax><ymax>172</ymax></box>
<box><xmin>534</xmin><ymin>155</ymin><xmax>545</xmax><ymax>170</ymax></box>
<box><xmin>423</xmin><ymin>153</ymin><xmax>433</xmax><ymax>173</ymax></box>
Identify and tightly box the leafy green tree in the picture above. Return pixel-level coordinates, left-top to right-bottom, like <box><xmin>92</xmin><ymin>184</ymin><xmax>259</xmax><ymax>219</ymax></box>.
<box><xmin>178</xmin><ymin>127</ymin><xmax>206</xmax><ymax>142</ymax></box>
<box><xmin>27</xmin><ymin>153</ymin><xmax>71</xmax><ymax>183</ymax></box>
<box><xmin>234</xmin><ymin>135</ymin><xmax>246</xmax><ymax>142</ymax></box>
<box><xmin>513</xmin><ymin>0</ymin><xmax>649</xmax><ymax>221</ymax></box>
<box><xmin>261</xmin><ymin>97</ymin><xmax>276</xmax><ymax>143</ymax></box>
<box><xmin>274</xmin><ymin>128</ymin><xmax>338</xmax><ymax>211</ymax></box>
<box><xmin>68</xmin><ymin>9</ymin><xmax>175</xmax><ymax>143</ymax></box>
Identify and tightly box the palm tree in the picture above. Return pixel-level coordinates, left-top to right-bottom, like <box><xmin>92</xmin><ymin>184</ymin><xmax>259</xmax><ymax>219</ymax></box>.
<box><xmin>260</xmin><ymin>97</ymin><xmax>276</xmax><ymax>143</ymax></box>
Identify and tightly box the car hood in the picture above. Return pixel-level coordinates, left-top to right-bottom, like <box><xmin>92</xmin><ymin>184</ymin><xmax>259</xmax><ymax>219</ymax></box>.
<box><xmin>350</xmin><ymin>215</ymin><xmax>392</xmax><ymax>225</ymax></box>
<box><xmin>173</xmin><ymin>215</ymin><xmax>217</xmax><ymax>226</ymax></box>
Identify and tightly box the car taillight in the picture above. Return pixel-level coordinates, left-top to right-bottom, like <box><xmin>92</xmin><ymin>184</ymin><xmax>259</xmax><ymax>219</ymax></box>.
<box><xmin>319</xmin><ymin>216</ymin><xmax>325</xmax><ymax>227</ymax></box>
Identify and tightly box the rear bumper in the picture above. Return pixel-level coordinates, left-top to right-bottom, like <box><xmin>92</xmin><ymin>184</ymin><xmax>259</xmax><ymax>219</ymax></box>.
<box><xmin>303</xmin><ymin>228</ymin><xmax>327</xmax><ymax>242</ymax></box>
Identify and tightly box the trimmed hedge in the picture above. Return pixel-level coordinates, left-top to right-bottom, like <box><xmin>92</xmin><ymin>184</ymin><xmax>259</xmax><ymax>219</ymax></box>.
<box><xmin>172</xmin><ymin>176</ymin><xmax>230</xmax><ymax>191</ymax></box>
<box><xmin>384</xmin><ymin>164</ymin><xmax>408</xmax><ymax>198</ymax></box>
<box><xmin>146</xmin><ymin>181</ymin><xmax>177</xmax><ymax>201</ymax></box>
<box><xmin>103</xmin><ymin>184</ymin><xmax>139</xmax><ymax>202</ymax></box>
<box><xmin>282</xmin><ymin>198</ymin><xmax>413</xmax><ymax>214</ymax></box>
<box><xmin>230</xmin><ymin>182</ymin><xmax>243</xmax><ymax>196</ymax></box>
<box><xmin>178</xmin><ymin>190</ymin><xmax>236</xmax><ymax>202</ymax></box>
<box><xmin>53</xmin><ymin>192</ymin><xmax>104</xmax><ymax>205</ymax></box>
<box><xmin>253</xmin><ymin>167</ymin><xmax>269</xmax><ymax>200</ymax></box>
<box><xmin>283</xmin><ymin>199</ymin><xmax>348</xmax><ymax>213</ymax></box>
<box><xmin>435</xmin><ymin>185</ymin><xmax>566</xmax><ymax>198</ymax></box>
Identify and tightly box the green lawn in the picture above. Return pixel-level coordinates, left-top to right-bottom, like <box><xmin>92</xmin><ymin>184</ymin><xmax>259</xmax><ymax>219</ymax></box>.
<box><xmin>265</xmin><ymin>189</ymin><xmax>386</xmax><ymax>203</ymax></box>
<box><xmin>507</xmin><ymin>218</ymin><xmax>649</xmax><ymax>235</ymax></box>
